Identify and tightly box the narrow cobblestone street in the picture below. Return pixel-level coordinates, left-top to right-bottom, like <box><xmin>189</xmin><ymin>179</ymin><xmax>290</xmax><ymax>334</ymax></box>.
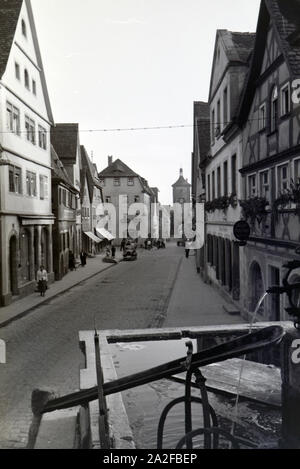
<box><xmin>0</xmin><ymin>244</ymin><xmax>242</xmax><ymax>448</ymax></box>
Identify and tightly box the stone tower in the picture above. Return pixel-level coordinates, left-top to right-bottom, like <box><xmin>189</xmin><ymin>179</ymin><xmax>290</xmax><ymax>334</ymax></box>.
<box><xmin>172</xmin><ymin>168</ymin><xmax>191</xmax><ymax>204</ymax></box>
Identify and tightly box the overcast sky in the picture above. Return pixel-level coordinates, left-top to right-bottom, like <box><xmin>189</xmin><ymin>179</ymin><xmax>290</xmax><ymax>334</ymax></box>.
<box><xmin>31</xmin><ymin>0</ymin><xmax>261</xmax><ymax>204</ymax></box>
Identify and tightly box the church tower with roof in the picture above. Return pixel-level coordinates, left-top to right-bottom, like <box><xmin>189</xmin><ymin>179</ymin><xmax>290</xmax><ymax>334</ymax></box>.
<box><xmin>172</xmin><ymin>168</ymin><xmax>191</xmax><ymax>205</ymax></box>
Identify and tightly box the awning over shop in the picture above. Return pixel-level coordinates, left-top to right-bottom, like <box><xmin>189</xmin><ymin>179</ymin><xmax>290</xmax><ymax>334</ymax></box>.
<box><xmin>84</xmin><ymin>231</ymin><xmax>101</xmax><ymax>243</ymax></box>
<box><xmin>96</xmin><ymin>228</ymin><xmax>115</xmax><ymax>241</ymax></box>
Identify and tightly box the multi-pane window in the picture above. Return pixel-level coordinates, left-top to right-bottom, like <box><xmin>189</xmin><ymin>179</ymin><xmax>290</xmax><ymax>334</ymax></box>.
<box><xmin>6</xmin><ymin>102</ymin><xmax>20</xmax><ymax>135</ymax></box>
<box><xmin>259</xmin><ymin>103</ymin><xmax>266</xmax><ymax>131</ymax></box>
<box><xmin>38</xmin><ymin>125</ymin><xmax>47</xmax><ymax>149</ymax></box>
<box><xmin>216</xmin><ymin>100</ymin><xmax>221</xmax><ymax>136</ymax></box>
<box><xmin>248</xmin><ymin>174</ymin><xmax>257</xmax><ymax>197</ymax></box>
<box><xmin>211</xmin><ymin>109</ymin><xmax>215</xmax><ymax>145</ymax></box>
<box><xmin>217</xmin><ymin>167</ymin><xmax>221</xmax><ymax>197</ymax></box>
<box><xmin>105</xmin><ymin>196</ymin><xmax>111</xmax><ymax>203</ymax></box>
<box><xmin>24</xmin><ymin>69</ymin><xmax>30</xmax><ymax>90</ymax></box>
<box><xmin>128</xmin><ymin>177</ymin><xmax>134</xmax><ymax>186</ymax></box>
<box><xmin>294</xmin><ymin>159</ymin><xmax>300</xmax><ymax>183</ymax></box>
<box><xmin>25</xmin><ymin>116</ymin><xmax>35</xmax><ymax>144</ymax></box>
<box><xmin>223</xmin><ymin>161</ymin><xmax>228</xmax><ymax>196</ymax></box>
<box><xmin>260</xmin><ymin>170</ymin><xmax>270</xmax><ymax>199</ymax></box>
<box><xmin>26</xmin><ymin>171</ymin><xmax>37</xmax><ymax>197</ymax></box>
<box><xmin>9</xmin><ymin>165</ymin><xmax>22</xmax><ymax>194</ymax></box>
<box><xmin>277</xmin><ymin>164</ymin><xmax>289</xmax><ymax>194</ymax></box>
<box><xmin>223</xmin><ymin>87</ymin><xmax>228</xmax><ymax>127</ymax></box>
<box><xmin>32</xmin><ymin>80</ymin><xmax>37</xmax><ymax>96</ymax></box>
<box><xmin>212</xmin><ymin>171</ymin><xmax>216</xmax><ymax>199</ymax></box>
<box><xmin>281</xmin><ymin>83</ymin><xmax>291</xmax><ymax>116</ymax></box>
<box><xmin>39</xmin><ymin>175</ymin><xmax>48</xmax><ymax>200</ymax></box>
<box><xmin>207</xmin><ymin>174</ymin><xmax>211</xmax><ymax>202</ymax></box>
<box><xmin>231</xmin><ymin>154</ymin><xmax>237</xmax><ymax>194</ymax></box>
<box><xmin>270</xmin><ymin>86</ymin><xmax>278</xmax><ymax>132</ymax></box>
<box><xmin>114</xmin><ymin>177</ymin><xmax>120</xmax><ymax>186</ymax></box>
<box><xmin>15</xmin><ymin>62</ymin><xmax>20</xmax><ymax>80</ymax></box>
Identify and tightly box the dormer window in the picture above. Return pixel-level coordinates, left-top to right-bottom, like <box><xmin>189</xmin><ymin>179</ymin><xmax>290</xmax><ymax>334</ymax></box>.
<box><xmin>270</xmin><ymin>86</ymin><xmax>278</xmax><ymax>133</ymax></box>
<box><xmin>24</xmin><ymin>69</ymin><xmax>30</xmax><ymax>90</ymax></box>
<box><xmin>21</xmin><ymin>19</ymin><xmax>27</xmax><ymax>38</ymax></box>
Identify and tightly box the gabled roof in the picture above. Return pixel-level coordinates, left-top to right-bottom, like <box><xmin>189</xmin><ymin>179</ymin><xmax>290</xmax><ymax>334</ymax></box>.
<box><xmin>238</xmin><ymin>0</ymin><xmax>300</xmax><ymax>126</ymax></box>
<box><xmin>51</xmin><ymin>124</ymin><xmax>79</xmax><ymax>164</ymax></box>
<box><xmin>0</xmin><ymin>0</ymin><xmax>22</xmax><ymax>79</ymax></box>
<box><xmin>99</xmin><ymin>158</ymin><xmax>138</xmax><ymax>178</ymax></box>
<box><xmin>209</xmin><ymin>30</ymin><xmax>256</xmax><ymax>100</ymax></box>
<box><xmin>194</xmin><ymin>101</ymin><xmax>210</xmax><ymax>160</ymax></box>
<box><xmin>224</xmin><ymin>31</ymin><xmax>256</xmax><ymax>63</ymax></box>
<box><xmin>138</xmin><ymin>176</ymin><xmax>153</xmax><ymax>196</ymax></box>
<box><xmin>51</xmin><ymin>144</ymin><xmax>77</xmax><ymax>192</ymax></box>
<box><xmin>267</xmin><ymin>0</ymin><xmax>300</xmax><ymax>77</ymax></box>
<box><xmin>0</xmin><ymin>0</ymin><xmax>54</xmax><ymax>123</ymax></box>
<box><xmin>80</xmin><ymin>145</ymin><xmax>102</xmax><ymax>202</ymax></box>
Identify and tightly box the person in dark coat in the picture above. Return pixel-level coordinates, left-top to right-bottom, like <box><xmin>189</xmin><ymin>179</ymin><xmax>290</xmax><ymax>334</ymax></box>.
<box><xmin>111</xmin><ymin>243</ymin><xmax>116</xmax><ymax>259</ymax></box>
<box><xmin>120</xmin><ymin>238</ymin><xmax>126</xmax><ymax>252</ymax></box>
<box><xmin>80</xmin><ymin>251</ymin><xmax>87</xmax><ymax>267</ymax></box>
<box><xmin>69</xmin><ymin>251</ymin><xmax>76</xmax><ymax>271</ymax></box>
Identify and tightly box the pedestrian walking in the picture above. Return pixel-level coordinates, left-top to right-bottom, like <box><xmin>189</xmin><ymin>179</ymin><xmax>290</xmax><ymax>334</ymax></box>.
<box><xmin>69</xmin><ymin>251</ymin><xmax>76</xmax><ymax>271</ymax></box>
<box><xmin>37</xmin><ymin>265</ymin><xmax>48</xmax><ymax>297</ymax></box>
<box><xmin>185</xmin><ymin>239</ymin><xmax>191</xmax><ymax>259</ymax></box>
<box><xmin>111</xmin><ymin>243</ymin><xmax>116</xmax><ymax>259</ymax></box>
<box><xmin>120</xmin><ymin>238</ymin><xmax>126</xmax><ymax>252</ymax></box>
<box><xmin>80</xmin><ymin>251</ymin><xmax>87</xmax><ymax>267</ymax></box>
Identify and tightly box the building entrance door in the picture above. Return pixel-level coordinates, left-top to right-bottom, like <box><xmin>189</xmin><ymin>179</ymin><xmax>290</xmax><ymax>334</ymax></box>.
<box><xmin>9</xmin><ymin>236</ymin><xmax>18</xmax><ymax>296</ymax></box>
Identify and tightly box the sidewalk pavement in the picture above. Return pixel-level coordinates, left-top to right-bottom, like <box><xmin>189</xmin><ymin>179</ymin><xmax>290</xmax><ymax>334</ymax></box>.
<box><xmin>0</xmin><ymin>251</ymin><xmax>124</xmax><ymax>329</ymax></box>
<box><xmin>165</xmin><ymin>250</ymin><xmax>246</xmax><ymax>327</ymax></box>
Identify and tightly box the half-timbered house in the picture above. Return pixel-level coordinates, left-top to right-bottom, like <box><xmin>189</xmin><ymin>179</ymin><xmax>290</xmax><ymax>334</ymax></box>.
<box><xmin>238</xmin><ymin>0</ymin><xmax>300</xmax><ymax>321</ymax></box>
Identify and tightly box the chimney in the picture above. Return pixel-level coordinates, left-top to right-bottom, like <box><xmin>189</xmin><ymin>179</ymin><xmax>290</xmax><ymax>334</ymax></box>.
<box><xmin>180</xmin><ymin>168</ymin><xmax>183</xmax><ymax>177</ymax></box>
<box><xmin>108</xmin><ymin>156</ymin><xmax>113</xmax><ymax>166</ymax></box>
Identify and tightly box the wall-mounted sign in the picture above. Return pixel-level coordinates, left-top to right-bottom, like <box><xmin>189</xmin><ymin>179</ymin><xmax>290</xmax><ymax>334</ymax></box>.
<box><xmin>233</xmin><ymin>221</ymin><xmax>250</xmax><ymax>242</ymax></box>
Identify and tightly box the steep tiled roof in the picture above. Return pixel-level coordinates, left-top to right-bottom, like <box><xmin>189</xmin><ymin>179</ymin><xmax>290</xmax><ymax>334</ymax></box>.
<box><xmin>266</xmin><ymin>0</ymin><xmax>300</xmax><ymax>78</ymax></box>
<box><xmin>172</xmin><ymin>175</ymin><xmax>191</xmax><ymax>188</ymax></box>
<box><xmin>194</xmin><ymin>101</ymin><xmax>210</xmax><ymax>159</ymax></box>
<box><xmin>51</xmin><ymin>124</ymin><xmax>79</xmax><ymax>164</ymax></box>
<box><xmin>209</xmin><ymin>29</ymin><xmax>256</xmax><ymax>104</ymax></box>
<box><xmin>219</xmin><ymin>30</ymin><xmax>256</xmax><ymax>64</ymax></box>
<box><xmin>99</xmin><ymin>159</ymin><xmax>138</xmax><ymax>178</ymax></box>
<box><xmin>81</xmin><ymin>145</ymin><xmax>102</xmax><ymax>202</ymax></box>
<box><xmin>51</xmin><ymin>144</ymin><xmax>76</xmax><ymax>190</ymax></box>
<box><xmin>0</xmin><ymin>0</ymin><xmax>54</xmax><ymax>123</ymax></box>
<box><xmin>138</xmin><ymin>176</ymin><xmax>153</xmax><ymax>196</ymax></box>
<box><xmin>238</xmin><ymin>0</ymin><xmax>300</xmax><ymax>125</ymax></box>
<box><xmin>0</xmin><ymin>0</ymin><xmax>22</xmax><ymax>79</ymax></box>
